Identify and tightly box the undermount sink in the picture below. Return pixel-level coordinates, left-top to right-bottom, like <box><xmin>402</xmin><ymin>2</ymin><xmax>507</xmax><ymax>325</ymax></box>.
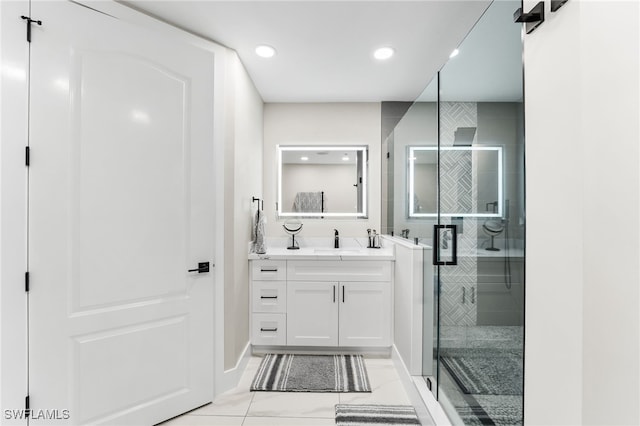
<box><xmin>313</xmin><ymin>248</ymin><xmax>362</xmax><ymax>255</ymax></box>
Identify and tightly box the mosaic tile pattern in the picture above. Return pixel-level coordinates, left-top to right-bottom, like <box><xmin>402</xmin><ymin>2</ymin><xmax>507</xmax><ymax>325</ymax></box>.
<box><xmin>439</xmin><ymin>102</ymin><xmax>478</xmax><ymax>326</ymax></box>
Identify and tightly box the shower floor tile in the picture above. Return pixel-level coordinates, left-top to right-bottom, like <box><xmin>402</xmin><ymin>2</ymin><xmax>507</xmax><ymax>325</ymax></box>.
<box><xmin>437</xmin><ymin>325</ymin><xmax>524</xmax><ymax>426</ymax></box>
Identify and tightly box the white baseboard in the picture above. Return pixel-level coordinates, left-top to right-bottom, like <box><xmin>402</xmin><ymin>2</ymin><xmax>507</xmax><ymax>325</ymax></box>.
<box><xmin>251</xmin><ymin>346</ymin><xmax>391</xmax><ymax>357</ymax></box>
<box><xmin>391</xmin><ymin>344</ymin><xmax>451</xmax><ymax>426</ymax></box>
<box><xmin>217</xmin><ymin>341</ymin><xmax>251</xmax><ymax>394</ymax></box>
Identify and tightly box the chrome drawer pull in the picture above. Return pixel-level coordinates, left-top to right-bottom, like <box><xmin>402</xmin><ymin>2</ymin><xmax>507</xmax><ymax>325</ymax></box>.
<box><xmin>260</xmin><ymin>327</ymin><xmax>278</xmax><ymax>332</ymax></box>
<box><xmin>260</xmin><ymin>296</ymin><xmax>278</xmax><ymax>299</ymax></box>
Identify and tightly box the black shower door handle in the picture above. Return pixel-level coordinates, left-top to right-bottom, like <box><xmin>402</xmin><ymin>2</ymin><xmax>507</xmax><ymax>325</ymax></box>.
<box><xmin>433</xmin><ymin>224</ymin><xmax>457</xmax><ymax>266</ymax></box>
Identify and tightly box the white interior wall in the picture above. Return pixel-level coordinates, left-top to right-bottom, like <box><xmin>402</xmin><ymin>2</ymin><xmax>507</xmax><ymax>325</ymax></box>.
<box><xmin>524</xmin><ymin>0</ymin><xmax>639</xmax><ymax>424</ymax></box>
<box><xmin>579</xmin><ymin>1</ymin><xmax>639</xmax><ymax>423</ymax></box>
<box><xmin>223</xmin><ymin>52</ymin><xmax>264</xmax><ymax>372</ymax></box>
<box><xmin>263</xmin><ymin>103</ymin><xmax>381</xmax><ymax>238</ymax></box>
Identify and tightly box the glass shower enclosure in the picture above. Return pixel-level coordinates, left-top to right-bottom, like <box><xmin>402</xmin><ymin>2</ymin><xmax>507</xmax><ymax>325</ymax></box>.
<box><xmin>384</xmin><ymin>1</ymin><xmax>525</xmax><ymax>424</ymax></box>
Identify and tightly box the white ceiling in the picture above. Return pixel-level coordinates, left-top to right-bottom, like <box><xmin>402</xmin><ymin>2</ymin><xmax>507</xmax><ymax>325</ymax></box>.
<box><xmin>438</xmin><ymin>0</ymin><xmax>524</xmax><ymax>102</ymax></box>
<box><xmin>121</xmin><ymin>1</ymin><xmax>491</xmax><ymax>103</ymax></box>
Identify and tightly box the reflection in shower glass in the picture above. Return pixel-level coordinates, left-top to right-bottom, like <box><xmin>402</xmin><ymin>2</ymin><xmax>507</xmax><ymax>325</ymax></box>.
<box><xmin>382</xmin><ymin>0</ymin><xmax>524</xmax><ymax>425</ymax></box>
<box><xmin>408</xmin><ymin>147</ymin><xmax>503</xmax><ymax>218</ymax></box>
<box><xmin>435</xmin><ymin>0</ymin><xmax>524</xmax><ymax>424</ymax></box>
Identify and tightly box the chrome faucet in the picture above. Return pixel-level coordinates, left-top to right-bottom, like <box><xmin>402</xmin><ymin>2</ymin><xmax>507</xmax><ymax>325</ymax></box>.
<box><xmin>334</xmin><ymin>229</ymin><xmax>340</xmax><ymax>248</ymax></box>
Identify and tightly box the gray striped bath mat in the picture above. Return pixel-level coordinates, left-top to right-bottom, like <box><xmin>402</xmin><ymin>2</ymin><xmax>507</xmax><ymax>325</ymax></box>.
<box><xmin>335</xmin><ymin>404</ymin><xmax>421</xmax><ymax>425</ymax></box>
<box><xmin>250</xmin><ymin>354</ymin><xmax>371</xmax><ymax>392</ymax></box>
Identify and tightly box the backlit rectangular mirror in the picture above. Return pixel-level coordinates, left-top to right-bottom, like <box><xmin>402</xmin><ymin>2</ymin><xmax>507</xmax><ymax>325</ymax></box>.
<box><xmin>277</xmin><ymin>145</ymin><xmax>368</xmax><ymax>218</ymax></box>
<box><xmin>408</xmin><ymin>146</ymin><xmax>503</xmax><ymax>218</ymax></box>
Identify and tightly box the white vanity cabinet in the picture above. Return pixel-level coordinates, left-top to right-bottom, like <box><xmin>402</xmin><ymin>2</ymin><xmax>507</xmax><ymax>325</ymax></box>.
<box><xmin>250</xmin><ymin>259</ymin><xmax>392</xmax><ymax>349</ymax></box>
<box><xmin>287</xmin><ymin>260</ymin><xmax>392</xmax><ymax>347</ymax></box>
<box><xmin>250</xmin><ymin>260</ymin><xmax>287</xmax><ymax>346</ymax></box>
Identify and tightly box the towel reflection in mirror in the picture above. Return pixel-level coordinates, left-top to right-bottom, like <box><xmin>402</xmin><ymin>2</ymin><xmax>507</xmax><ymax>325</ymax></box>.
<box><xmin>292</xmin><ymin>191</ymin><xmax>325</xmax><ymax>213</ymax></box>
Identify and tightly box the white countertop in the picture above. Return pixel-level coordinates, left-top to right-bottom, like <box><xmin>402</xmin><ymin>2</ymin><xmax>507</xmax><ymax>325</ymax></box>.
<box><xmin>248</xmin><ymin>236</ymin><xmax>522</xmax><ymax>261</ymax></box>
<box><xmin>248</xmin><ymin>237</ymin><xmax>395</xmax><ymax>261</ymax></box>
<box><xmin>409</xmin><ymin>236</ymin><xmax>524</xmax><ymax>258</ymax></box>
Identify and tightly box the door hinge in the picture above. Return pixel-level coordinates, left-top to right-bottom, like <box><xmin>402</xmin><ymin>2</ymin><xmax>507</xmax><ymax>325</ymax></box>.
<box><xmin>25</xmin><ymin>146</ymin><xmax>30</xmax><ymax>166</ymax></box>
<box><xmin>20</xmin><ymin>16</ymin><xmax>42</xmax><ymax>43</ymax></box>
<box><xmin>25</xmin><ymin>272</ymin><xmax>29</xmax><ymax>292</ymax></box>
<box><xmin>25</xmin><ymin>395</ymin><xmax>30</xmax><ymax>417</ymax></box>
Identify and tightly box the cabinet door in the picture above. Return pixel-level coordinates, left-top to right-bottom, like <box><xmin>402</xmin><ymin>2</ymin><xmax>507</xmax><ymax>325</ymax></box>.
<box><xmin>287</xmin><ymin>281</ymin><xmax>339</xmax><ymax>346</ymax></box>
<box><xmin>339</xmin><ymin>282</ymin><xmax>391</xmax><ymax>347</ymax></box>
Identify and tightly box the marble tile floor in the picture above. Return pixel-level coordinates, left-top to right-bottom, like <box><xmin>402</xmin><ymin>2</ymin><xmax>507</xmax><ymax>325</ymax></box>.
<box><xmin>161</xmin><ymin>356</ymin><xmax>420</xmax><ymax>426</ymax></box>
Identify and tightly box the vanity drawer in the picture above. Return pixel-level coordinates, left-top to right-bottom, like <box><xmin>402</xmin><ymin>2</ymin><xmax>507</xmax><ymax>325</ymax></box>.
<box><xmin>252</xmin><ymin>313</ymin><xmax>286</xmax><ymax>346</ymax></box>
<box><xmin>252</xmin><ymin>281</ymin><xmax>287</xmax><ymax>313</ymax></box>
<box><xmin>287</xmin><ymin>260</ymin><xmax>392</xmax><ymax>282</ymax></box>
<box><xmin>252</xmin><ymin>260</ymin><xmax>287</xmax><ymax>281</ymax></box>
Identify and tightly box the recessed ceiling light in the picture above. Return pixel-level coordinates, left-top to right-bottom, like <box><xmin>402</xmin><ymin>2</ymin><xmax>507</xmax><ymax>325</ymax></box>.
<box><xmin>449</xmin><ymin>48</ymin><xmax>459</xmax><ymax>58</ymax></box>
<box><xmin>255</xmin><ymin>45</ymin><xmax>276</xmax><ymax>58</ymax></box>
<box><xmin>373</xmin><ymin>47</ymin><xmax>394</xmax><ymax>60</ymax></box>
<box><xmin>300</xmin><ymin>156</ymin><xmax>309</xmax><ymax>161</ymax></box>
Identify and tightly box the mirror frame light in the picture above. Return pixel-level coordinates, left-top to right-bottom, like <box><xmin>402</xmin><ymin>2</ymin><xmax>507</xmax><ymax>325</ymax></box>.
<box><xmin>277</xmin><ymin>145</ymin><xmax>368</xmax><ymax>218</ymax></box>
<box><xmin>408</xmin><ymin>146</ymin><xmax>503</xmax><ymax>218</ymax></box>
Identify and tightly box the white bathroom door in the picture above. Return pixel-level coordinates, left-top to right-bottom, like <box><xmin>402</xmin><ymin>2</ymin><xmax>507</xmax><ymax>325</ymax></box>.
<box><xmin>28</xmin><ymin>1</ymin><xmax>215</xmax><ymax>424</ymax></box>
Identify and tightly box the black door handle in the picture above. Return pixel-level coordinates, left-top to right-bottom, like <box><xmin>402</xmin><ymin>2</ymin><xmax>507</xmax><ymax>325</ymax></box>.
<box><xmin>433</xmin><ymin>224</ymin><xmax>458</xmax><ymax>266</ymax></box>
<box><xmin>188</xmin><ymin>262</ymin><xmax>210</xmax><ymax>273</ymax></box>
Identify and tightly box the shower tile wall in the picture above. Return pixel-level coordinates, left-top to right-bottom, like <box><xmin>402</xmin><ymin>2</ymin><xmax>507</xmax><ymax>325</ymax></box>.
<box><xmin>440</xmin><ymin>102</ymin><xmax>477</xmax><ymax>143</ymax></box>
<box><xmin>439</xmin><ymin>102</ymin><xmax>478</xmax><ymax>326</ymax></box>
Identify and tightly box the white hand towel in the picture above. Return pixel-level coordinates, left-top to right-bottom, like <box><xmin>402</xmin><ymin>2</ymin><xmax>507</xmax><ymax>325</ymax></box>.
<box><xmin>254</xmin><ymin>209</ymin><xmax>266</xmax><ymax>254</ymax></box>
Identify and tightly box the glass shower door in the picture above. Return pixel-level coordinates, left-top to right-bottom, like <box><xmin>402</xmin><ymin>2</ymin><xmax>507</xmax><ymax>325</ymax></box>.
<box><xmin>433</xmin><ymin>1</ymin><xmax>525</xmax><ymax>425</ymax></box>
